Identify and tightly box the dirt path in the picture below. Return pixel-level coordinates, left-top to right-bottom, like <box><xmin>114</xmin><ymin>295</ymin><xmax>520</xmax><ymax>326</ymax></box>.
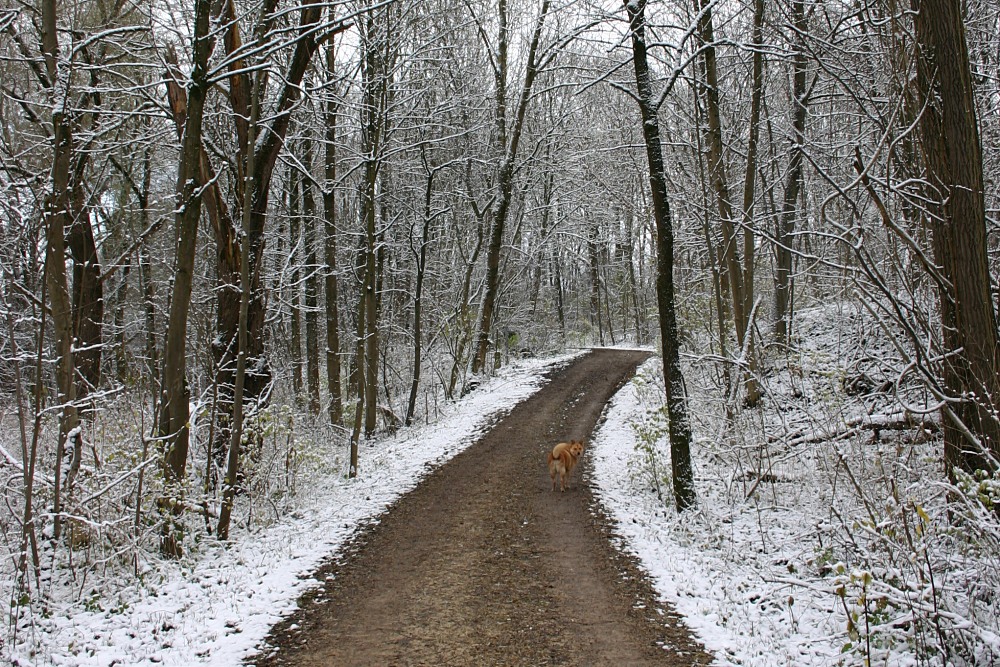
<box><xmin>250</xmin><ymin>349</ymin><xmax>713</xmax><ymax>666</ymax></box>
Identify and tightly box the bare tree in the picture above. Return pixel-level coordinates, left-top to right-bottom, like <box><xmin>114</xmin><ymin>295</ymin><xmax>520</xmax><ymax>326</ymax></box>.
<box><xmin>913</xmin><ymin>0</ymin><xmax>1000</xmax><ymax>475</ymax></box>
<box><xmin>323</xmin><ymin>39</ymin><xmax>344</xmax><ymax>426</ymax></box>
<box><xmin>623</xmin><ymin>0</ymin><xmax>696</xmax><ymax>510</ymax></box>
<box><xmin>471</xmin><ymin>0</ymin><xmax>551</xmax><ymax>374</ymax></box>
<box><xmin>773</xmin><ymin>0</ymin><xmax>809</xmax><ymax>345</ymax></box>
<box><xmin>158</xmin><ymin>0</ymin><xmax>214</xmax><ymax>557</ymax></box>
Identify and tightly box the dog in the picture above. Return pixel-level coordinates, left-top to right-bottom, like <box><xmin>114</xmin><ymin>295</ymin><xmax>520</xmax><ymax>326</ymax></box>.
<box><xmin>547</xmin><ymin>440</ymin><xmax>584</xmax><ymax>492</ymax></box>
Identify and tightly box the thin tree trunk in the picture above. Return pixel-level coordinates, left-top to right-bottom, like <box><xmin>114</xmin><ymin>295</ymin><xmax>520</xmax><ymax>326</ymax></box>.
<box><xmin>217</xmin><ymin>62</ymin><xmax>262</xmax><ymax>542</ymax></box>
<box><xmin>349</xmin><ymin>248</ymin><xmax>368</xmax><ymax>477</ymax></box>
<box><xmin>602</xmin><ymin>267</ymin><xmax>617</xmax><ymax>346</ymax></box>
<box><xmin>624</xmin><ymin>208</ymin><xmax>644</xmax><ymax>343</ymax></box>
<box><xmin>113</xmin><ymin>259</ymin><xmax>130</xmax><ymax>383</ymax></box>
<box><xmin>737</xmin><ymin>0</ymin><xmax>765</xmax><ymax>406</ymax></box>
<box><xmin>303</xmin><ymin>133</ymin><xmax>322</xmax><ymax>415</ymax></box>
<box><xmin>137</xmin><ymin>143</ymin><xmax>157</xmax><ymax>391</ymax></box>
<box><xmin>40</xmin><ymin>0</ymin><xmax>82</xmax><ymax>542</ymax></box>
<box><xmin>323</xmin><ymin>42</ymin><xmax>343</xmax><ymax>426</ymax></box>
<box><xmin>588</xmin><ymin>227</ymin><xmax>604</xmax><ymax>345</ymax></box>
<box><xmin>406</xmin><ymin>160</ymin><xmax>436</xmax><ymax>426</ymax></box>
<box><xmin>694</xmin><ymin>0</ymin><xmax>746</xmax><ymax>341</ymax></box>
<box><xmin>289</xmin><ymin>173</ymin><xmax>304</xmax><ymax>398</ymax></box>
<box><xmin>448</xmin><ymin>204</ymin><xmax>485</xmax><ymax>399</ymax></box>
<box><xmin>531</xmin><ymin>162</ymin><xmax>554</xmax><ymax>315</ymax></box>
<box><xmin>211</xmin><ymin>0</ymin><xmax>344</xmax><ymax>454</ymax></box>
<box><xmin>472</xmin><ymin>0</ymin><xmax>550</xmax><ymax>374</ymax></box>
<box><xmin>358</xmin><ymin>5</ymin><xmax>388</xmax><ymax>439</ymax></box>
<box><xmin>774</xmin><ymin>0</ymin><xmax>808</xmax><ymax>344</ymax></box>
<box><xmin>692</xmin><ymin>70</ymin><xmax>732</xmax><ymax>399</ymax></box>
<box><xmin>554</xmin><ymin>249</ymin><xmax>565</xmax><ymax>341</ymax></box>
<box><xmin>139</xmin><ymin>245</ymin><xmax>158</xmax><ymax>386</ymax></box>
<box><xmin>2</xmin><ymin>276</ymin><xmax>41</xmax><ymax>586</ymax></box>
<box><xmin>694</xmin><ymin>0</ymin><xmax>760</xmax><ymax>403</ymax></box>
<box><xmin>157</xmin><ymin>0</ymin><xmax>213</xmax><ymax>557</ymax></box>
<box><xmin>625</xmin><ymin>0</ymin><xmax>696</xmax><ymax>511</ymax></box>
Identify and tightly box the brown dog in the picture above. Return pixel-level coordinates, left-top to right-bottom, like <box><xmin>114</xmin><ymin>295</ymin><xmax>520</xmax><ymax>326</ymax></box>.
<box><xmin>547</xmin><ymin>440</ymin><xmax>584</xmax><ymax>492</ymax></box>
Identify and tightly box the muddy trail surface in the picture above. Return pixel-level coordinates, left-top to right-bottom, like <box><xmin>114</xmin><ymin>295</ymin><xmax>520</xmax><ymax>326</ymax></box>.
<box><xmin>250</xmin><ymin>349</ymin><xmax>713</xmax><ymax>666</ymax></box>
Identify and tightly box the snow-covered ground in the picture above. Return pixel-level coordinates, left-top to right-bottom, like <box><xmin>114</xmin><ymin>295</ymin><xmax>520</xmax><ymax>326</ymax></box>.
<box><xmin>3</xmin><ymin>352</ymin><xmax>582</xmax><ymax>667</ymax></box>
<box><xmin>5</xmin><ymin>311</ymin><xmax>998</xmax><ymax>666</ymax></box>
<box><xmin>589</xmin><ymin>306</ymin><xmax>1000</xmax><ymax>667</ymax></box>
<box><xmin>590</xmin><ymin>357</ymin><xmax>847</xmax><ymax>666</ymax></box>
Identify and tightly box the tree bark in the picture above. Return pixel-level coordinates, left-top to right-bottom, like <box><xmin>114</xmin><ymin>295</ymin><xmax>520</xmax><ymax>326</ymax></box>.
<box><xmin>358</xmin><ymin>4</ymin><xmax>390</xmax><ymax>438</ymax></box>
<box><xmin>323</xmin><ymin>41</ymin><xmax>343</xmax><ymax>426</ymax></box>
<box><xmin>774</xmin><ymin>0</ymin><xmax>808</xmax><ymax>344</ymax></box>
<box><xmin>303</xmin><ymin>142</ymin><xmax>322</xmax><ymax>415</ymax></box>
<box><xmin>157</xmin><ymin>0</ymin><xmax>213</xmax><ymax>557</ymax></box>
<box><xmin>289</xmin><ymin>173</ymin><xmax>304</xmax><ymax>398</ymax></box>
<box><xmin>588</xmin><ymin>227</ymin><xmax>604</xmax><ymax>345</ymax></box>
<box><xmin>211</xmin><ymin>0</ymin><xmax>346</xmax><ymax>453</ymax></box>
<box><xmin>472</xmin><ymin>0</ymin><xmax>550</xmax><ymax>374</ymax></box>
<box><xmin>623</xmin><ymin>207</ymin><xmax>644</xmax><ymax>343</ymax></box>
<box><xmin>913</xmin><ymin>0</ymin><xmax>1000</xmax><ymax>475</ymax></box>
<box><xmin>406</xmin><ymin>158</ymin><xmax>437</xmax><ymax>426</ymax></box>
<box><xmin>40</xmin><ymin>0</ymin><xmax>82</xmax><ymax>542</ymax></box>
<box><xmin>624</xmin><ymin>0</ymin><xmax>696</xmax><ymax>511</ymax></box>
<box><xmin>217</xmin><ymin>59</ymin><xmax>264</xmax><ymax>542</ymax></box>
<box><xmin>694</xmin><ymin>0</ymin><xmax>760</xmax><ymax>404</ymax></box>
<box><xmin>67</xmin><ymin>195</ymin><xmax>103</xmax><ymax>399</ymax></box>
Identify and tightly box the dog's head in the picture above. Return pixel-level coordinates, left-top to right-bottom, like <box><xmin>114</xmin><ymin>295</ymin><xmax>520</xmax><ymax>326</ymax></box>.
<box><xmin>568</xmin><ymin>440</ymin><xmax>584</xmax><ymax>458</ymax></box>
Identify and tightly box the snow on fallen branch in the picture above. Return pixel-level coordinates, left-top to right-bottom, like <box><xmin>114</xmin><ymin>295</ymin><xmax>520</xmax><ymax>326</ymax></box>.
<box><xmin>768</xmin><ymin>411</ymin><xmax>939</xmax><ymax>448</ymax></box>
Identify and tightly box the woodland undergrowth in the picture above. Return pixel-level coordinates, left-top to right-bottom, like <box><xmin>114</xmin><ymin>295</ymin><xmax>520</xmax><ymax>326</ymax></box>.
<box><xmin>627</xmin><ymin>302</ymin><xmax>1000</xmax><ymax>666</ymax></box>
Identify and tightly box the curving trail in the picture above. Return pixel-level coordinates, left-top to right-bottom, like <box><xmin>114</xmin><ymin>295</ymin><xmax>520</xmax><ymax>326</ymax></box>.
<box><xmin>251</xmin><ymin>349</ymin><xmax>712</xmax><ymax>666</ymax></box>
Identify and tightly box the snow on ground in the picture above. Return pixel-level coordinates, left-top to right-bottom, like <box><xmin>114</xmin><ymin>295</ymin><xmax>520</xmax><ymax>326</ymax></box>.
<box><xmin>589</xmin><ymin>357</ymin><xmax>846</xmax><ymax>666</ymax></box>
<box><xmin>8</xmin><ymin>317</ymin><xmax>991</xmax><ymax>667</ymax></box>
<box><xmin>588</xmin><ymin>304</ymin><xmax>999</xmax><ymax>667</ymax></box>
<box><xmin>4</xmin><ymin>351</ymin><xmax>582</xmax><ymax>667</ymax></box>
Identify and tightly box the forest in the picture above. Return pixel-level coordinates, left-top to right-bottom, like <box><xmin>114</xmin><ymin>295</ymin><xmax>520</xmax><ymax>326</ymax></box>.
<box><xmin>1</xmin><ymin>0</ymin><xmax>999</xmax><ymax>663</ymax></box>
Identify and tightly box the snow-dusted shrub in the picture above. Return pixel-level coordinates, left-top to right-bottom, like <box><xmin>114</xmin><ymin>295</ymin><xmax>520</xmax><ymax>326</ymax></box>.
<box><xmin>615</xmin><ymin>303</ymin><xmax>1000</xmax><ymax>665</ymax></box>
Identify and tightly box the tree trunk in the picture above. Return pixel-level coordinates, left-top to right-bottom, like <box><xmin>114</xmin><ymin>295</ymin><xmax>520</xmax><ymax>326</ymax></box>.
<box><xmin>448</xmin><ymin>196</ymin><xmax>486</xmax><ymax>399</ymax></box>
<box><xmin>623</xmin><ymin>208</ymin><xmax>644</xmax><ymax>343</ymax></box>
<box><xmin>67</xmin><ymin>197</ymin><xmax>103</xmax><ymax>400</ymax></box>
<box><xmin>624</xmin><ymin>0</ymin><xmax>696</xmax><ymax>511</ymax></box>
<box><xmin>738</xmin><ymin>0</ymin><xmax>765</xmax><ymax>406</ymax></box>
<box><xmin>406</xmin><ymin>160</ymin><xmax>436</xmax><ymax>426</ymax></box>
<box><xmin>774</xmin><ymin>0</ymin><xmax>808</xmax><ymax>344</ymax></box>
<box><xmin>323</xmin><ymin>42</ymin><xmax>343</xmax><ymax>426</ymax></box>
<box><xmin>210</xmin><ymin>0</ymin><xmax>343</xmax><ymax>456</ymax></box>
<box><xmin>289</xmin><ymin>174</ymin><xmax>304</xmax><ymax>398</ymax></box>
<box><xmin>217</xmin><ymin>59</ymin><xmax>264</xmax><ymax>542</ymax></box>
<box><xmin>40</xmin><ymin>0</ymin><xmax>82</xmax><ymax>543</ymax></box>
<box><xmin>472</xmin><ymin>0</ymin><xmax>550</xmax><ymax>374</ymax></box>
<box><xmin>694</xmin><ymin>0</ymin><xmax>760</xmax><ymax>404</ymax></box>
<box><xmin>157</xmin><ymin>0</ymin><xmax>213</xmax><ymax>557</ymax></box>
<box><xmin>113</xmin><ymin>259</ymin><xmax>130</xmax><ymax>384</ymax></box>
<box><xmin>913</xmin><ymin>0</ymin><xmax>1000</xmax><ymax>475</ymax></box>
<box><xmin>553</xmin><ymin>249</ymin><xmax>565</xmax><ymax>341</ymax></box>
<box><xmin>694</xmin><ymin>0</ymin><xmax>745</xmax><ymax>341</ymax></box>
<box><xmin>349</xmin><ymin>243</ymin><xmax>368</xmax><ymax>477</ymax></box>
<box><xmin>303</xmin><ymin>134</ymin><xmax>322</xmax><ymax>415</ymax></box>
<box><xmin>588</xmin><ymin>227</ymin><xmax>604</xmax><ymax>345</ymax></box>
<box><xmin>358</xmin><ymin>4</ymin><xmax>389</xmax><ymax>438</ymax></box>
